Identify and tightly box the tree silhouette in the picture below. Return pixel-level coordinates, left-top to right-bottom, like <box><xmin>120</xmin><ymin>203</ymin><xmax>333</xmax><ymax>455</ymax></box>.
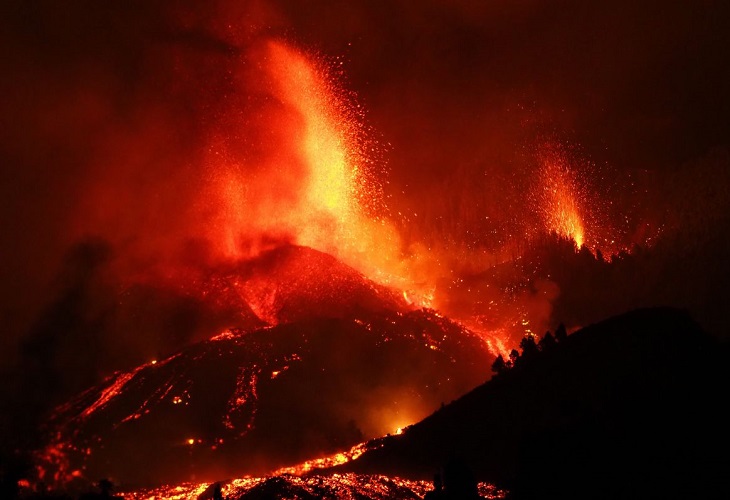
<box><xmin>99</xmin><ymin>478</ymin><xmax>113</xmax><ymax>498</ymax></box>
<box><xmin>509</xmin><ymin>349</ymin><xmax>520</xmax><ymax>367</ymax></box>
<box><xmin>555</xmin><ymin>323</ymin><xmax>568</xmax><ymax>343</ymax></box>
<box><xmin>538</xmin><ymin>331</ymin><xmax>556</xmax><ymax>351</ymax></box>
<box><xmin>519</xmin><ymin>335</ymin><xmax>539</xmax><ymax>359</ymax></box>
<box><xmin>213</xmin><ymin>482</ymin><xmax>224</xmax><ymax>500</ymax></box>
<box><xmin>491</xmin><ymin>354</ymin><xmax>506</xmax><ymax>375</ymax></box>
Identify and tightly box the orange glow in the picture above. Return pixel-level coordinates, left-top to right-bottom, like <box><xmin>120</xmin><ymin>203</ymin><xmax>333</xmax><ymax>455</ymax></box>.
<box><xmin>20</xmin><ymin>23</ymin><xmax>673</xmax><ymax>496</ymax></box>
<box><xmin>263</xmin><ymin>41</ymin><xmax>377</xmax><ymax>252</ymax></box>
<box><xmin>269</xmin><ymin>43</ymin><xmax>356</xmax><ymax>220</ymax></box>
<box><xmin>78</xmin><ymin>364</ymin><xmax>145</xmax><ymax>421</ymax></box>
<box><xmin>119</xmin><ymin>473</ymin><xmax>507</xmax><ymax>499</ymax></box>
<box><xmin>272</xmin><ymin>441</ymin><xmax>381</xmax><ymax>475</ymax></box>
<box><xmin>536</xmin><ymin>144</ymin><xmax>586</xmax><ymax>248</ymax></box>
<box><xmin>203</xmin><ymin>40</ymin><xmax>435</xmax><ymax>304</ymax></box>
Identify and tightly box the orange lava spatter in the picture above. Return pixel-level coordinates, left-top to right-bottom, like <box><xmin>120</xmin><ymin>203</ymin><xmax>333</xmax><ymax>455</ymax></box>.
<box><xmin>202</xmin><ymin>40</ymin><xmax>433</xmax><ymax>304</ymax></box>
<box><xmin>535</xmin><ymin>143</ymin><xmax>586</xmax><ymax>249</ymax></box>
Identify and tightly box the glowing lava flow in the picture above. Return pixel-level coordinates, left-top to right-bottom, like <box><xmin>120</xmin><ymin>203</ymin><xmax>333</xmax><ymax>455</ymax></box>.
<box><xmin>120</xmin><ymin>474</ymin><xmax>507</xmax><ymax>500</ymax></box>
<box><xmin>115</xmin><ymin>422</ymin><xmax>508</xmax><ymax>499</ymax></box>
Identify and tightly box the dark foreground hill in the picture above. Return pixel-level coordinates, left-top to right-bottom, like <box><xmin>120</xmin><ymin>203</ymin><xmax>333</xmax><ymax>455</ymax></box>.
<box><xmin>332</xmin><ymin>307</ymin><xmax>730</xmax><ymax>499</ymax></box>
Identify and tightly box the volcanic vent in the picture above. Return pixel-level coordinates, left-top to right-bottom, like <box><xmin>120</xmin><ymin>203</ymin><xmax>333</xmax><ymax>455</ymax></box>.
<box><xmin>200</xmin><ymin>245</ymin><xmax>409</xmax><ymax>325</ymax></box>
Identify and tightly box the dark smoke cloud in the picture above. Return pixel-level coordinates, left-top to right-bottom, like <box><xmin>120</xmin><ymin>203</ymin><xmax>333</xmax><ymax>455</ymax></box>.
<box><xmin>2</xmin><ymin>0</ymin><xmax>730</xmax><ymax>458</ymax></box>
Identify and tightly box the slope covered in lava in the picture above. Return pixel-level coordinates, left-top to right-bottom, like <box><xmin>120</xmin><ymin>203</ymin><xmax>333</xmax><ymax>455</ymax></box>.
<box><xmin>36</xmin><ymin>307</ymin><xmax>492</xmax><ymax>489</ymax></box>
<box><xmin>333</xmin><ymin>307</ymin><xmax>730</xmax><ymax>499</ymax></box>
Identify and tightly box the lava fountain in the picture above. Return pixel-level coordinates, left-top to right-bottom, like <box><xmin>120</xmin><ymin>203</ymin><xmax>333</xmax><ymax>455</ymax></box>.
<box><xmin>205</xmin><ymin>41</ymin><xmax>427</xmax><ymax>299</ymax></box>
<box><xmin>534</xmin><ymin>142</ymin><xmax>586</xmax><ymax>249</ymax></box>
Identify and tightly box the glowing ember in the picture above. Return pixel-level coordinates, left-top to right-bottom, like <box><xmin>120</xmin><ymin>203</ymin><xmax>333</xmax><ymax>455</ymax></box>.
<box><xmin>267</xmin><ymin>42</ymin><xmax>362</xmax><ymax>223</ymax></box>
<box><xmin>223</xmin><ymin>367</ymin><xmax>259</xmax><ymax>433</ymax></box>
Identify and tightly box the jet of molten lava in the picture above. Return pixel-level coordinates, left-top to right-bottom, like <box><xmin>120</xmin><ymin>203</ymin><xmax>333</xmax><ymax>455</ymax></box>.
<box><xmin>206</xmin><ymin>40</ymin><xmax>435</xmax><ymax>303</ymax></box>
<box><xmin>535</xmin><ymin>143</ymin><xmax>586</xmax><ymax>248</ymax></box>
<box><xmin>267</xmin><ymin>42</ymin><xmax>357</xmax><ymax>221</ymax></box>
<box><xmin>263</xmin><ymin>41</ymin><xmax>372</xmax><ymax>252</ymax></box>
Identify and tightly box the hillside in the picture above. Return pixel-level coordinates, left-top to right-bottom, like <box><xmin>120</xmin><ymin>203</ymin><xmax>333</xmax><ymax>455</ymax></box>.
<box><xmin>34</xmin><ymin>309</ymin><xmax>491</xmax><ymax>489</ymax></box>
<box><xmin>333</xmin><ymin>307</ymin><xmax>730</xmax><ymax>499</ymax></box>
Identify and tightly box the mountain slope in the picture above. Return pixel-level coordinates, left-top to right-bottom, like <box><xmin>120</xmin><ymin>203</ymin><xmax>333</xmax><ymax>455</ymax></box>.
<box><xmin>334</xmin><ymin>307</ymin><xmax>730</xmax><ymax>499</ymax></box>
<box><xmin>36</xmin><ymin>308</ymin><xmax>491</xmax><ymax>488</ymax></box>
<box><xmin>201</xmin><ymin>245</ymin><xmax>410</xmax><ymax>325</ymax></box>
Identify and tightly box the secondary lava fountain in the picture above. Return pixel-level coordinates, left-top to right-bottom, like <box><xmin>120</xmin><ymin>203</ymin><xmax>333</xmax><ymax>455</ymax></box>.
<box><xmin>535</xmin><ymin>143</ymin><xmax>586</xmax><ymax>248</ymax></box>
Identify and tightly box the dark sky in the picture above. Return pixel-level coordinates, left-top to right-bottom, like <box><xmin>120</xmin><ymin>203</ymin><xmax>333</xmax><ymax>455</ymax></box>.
<box><xmin>275</xmin><ymin>1</ymin><xmax>730</xmax><ymax>175</ymax></box>
<box><xmin>1</xmin><ymin>0</ymin><xmax>730</xmax><ymax>365</ymax></box>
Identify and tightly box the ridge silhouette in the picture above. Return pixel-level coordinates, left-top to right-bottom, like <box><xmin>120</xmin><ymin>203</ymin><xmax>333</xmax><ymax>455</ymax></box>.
<box><xmin>332</xmin><ymin>307</ymin><xmax>730</xmax><ymax>499</ymax></box>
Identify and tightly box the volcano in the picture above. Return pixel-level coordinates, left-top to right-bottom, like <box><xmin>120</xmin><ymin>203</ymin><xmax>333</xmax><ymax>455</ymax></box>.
<box><xmin>35</xmin><ymin>245</ymin><xmax>492</xmax><ymax>488</ymax></box>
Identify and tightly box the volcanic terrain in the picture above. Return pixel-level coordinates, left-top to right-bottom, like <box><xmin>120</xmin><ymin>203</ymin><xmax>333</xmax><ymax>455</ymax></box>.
<box><xmin>35</xmin><ymin>246</ymin><xmax>493</xmax><ymax>488</ymax></box>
